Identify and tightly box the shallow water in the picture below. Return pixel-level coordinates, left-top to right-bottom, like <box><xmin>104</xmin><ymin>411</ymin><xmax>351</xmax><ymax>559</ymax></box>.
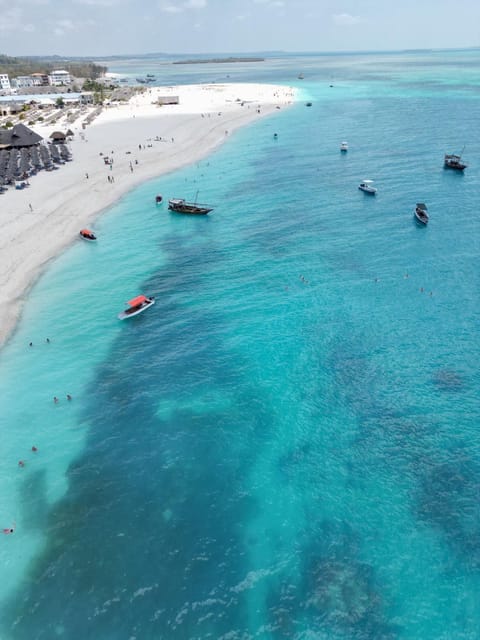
<box><xmin>1</xmin><ymin>50</ymin><xmax>480</xmax><ymax>639</ymax></box>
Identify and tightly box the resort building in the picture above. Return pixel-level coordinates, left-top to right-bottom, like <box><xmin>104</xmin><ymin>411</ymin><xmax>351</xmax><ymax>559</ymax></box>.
<box><xmin>0</xmin><ymin>74</ymin><xmax>11</xmax><ymax>94</ymax></box>
<box><xmin>30</xmin><ymin>73</ymin><xmax>50</xmax><ymax>86</ymax></box>
<box><xmin>11</xmin><ymin>76</ymin><xmax>35</xmax><ymax>88</ymax></box>
<box><xmin>48</xmin><ymin>70</ymin><xmax>72</xmax><ymax>86</ymax></box>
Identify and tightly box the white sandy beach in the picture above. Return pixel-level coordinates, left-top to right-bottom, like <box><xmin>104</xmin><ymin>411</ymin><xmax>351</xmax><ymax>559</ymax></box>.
<box><xmin>0</xmin><ymin>83</ymin><xmax>296</xmax><ymax>347</ymax></box>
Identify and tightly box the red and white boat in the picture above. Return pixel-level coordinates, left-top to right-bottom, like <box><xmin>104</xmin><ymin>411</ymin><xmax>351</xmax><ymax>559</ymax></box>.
<box><xmin>79</xmin><ymin>228</ymin><xmax>97</xmax><ymax>241</ymax></box>
<box><xmin>118</xmin><ymin>295</ymin><xmax>155</xmax><ymax>320</ymax></box>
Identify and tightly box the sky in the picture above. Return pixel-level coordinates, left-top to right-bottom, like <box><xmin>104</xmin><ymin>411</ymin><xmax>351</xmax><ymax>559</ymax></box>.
<box><xmin>0</xmin><ymin>0</ymin><xmax>479</xmax><ymax>58</ymax></box>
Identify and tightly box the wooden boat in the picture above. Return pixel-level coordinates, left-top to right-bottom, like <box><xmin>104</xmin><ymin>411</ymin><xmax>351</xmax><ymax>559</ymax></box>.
<box><xmin>358</xmin><ymin>179</ymin><xmax>377</xmax><ymax>194</ymax></box>
<box><xmin>168</xmin><ymin>198</ymin><xmax>213</xmax><ymax>215</ymax></box>
<box><xmin>118</xmin><ymin>295</ymin><xmax>155</xmax><ymax>320</ymax></box>
<box><xmin>414</xmin><ymin>203</ymin><xmax>429</xmax><ymax>225</ymax></box>
<box><xmin>444</xmin><ymin>152</ymin><xmax>467</xmax><ymax>171</ymax></box>
<box><xmin>340</xmin><ymin>141</ymin><xmax>348</xmax><ymax>152</ymax></box>
<box><xmin>79</xmin><ymin>228</ymin><xmax>97</xmax><ymax>241</ymax></box>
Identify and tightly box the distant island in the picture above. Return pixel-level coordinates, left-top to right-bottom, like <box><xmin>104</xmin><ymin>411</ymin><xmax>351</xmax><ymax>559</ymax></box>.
<box><xmin>173</xmin><ymin>57</ymin><xmax>265</xmax><ymax>65</ymax></box>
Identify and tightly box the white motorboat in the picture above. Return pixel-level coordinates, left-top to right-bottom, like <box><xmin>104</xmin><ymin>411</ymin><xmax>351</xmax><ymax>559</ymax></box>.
<box><xmin>358</xmin><ymin>179</ymin><xmax>377</xmax><ymax>194</ymax></box>
<box><xmin>118</xmin><ymin>295</ymin><xmax>155</xmax><ymax>320</ymax></box>
<box><xmin>340</xmin><ymin>141</ymin><xmax>348</xmax><ymax>152</ymax></box>
<box><xmin>414</xmin><ymin>203</ymin><xmax>429</xmax><ymax>225</ymax></box>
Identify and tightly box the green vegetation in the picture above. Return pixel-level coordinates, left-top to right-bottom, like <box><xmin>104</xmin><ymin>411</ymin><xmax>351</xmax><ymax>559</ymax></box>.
<box><xmin>0</xmin><ymin>54</ymin><xmax>106</xmax><ymax>79</ymax></box>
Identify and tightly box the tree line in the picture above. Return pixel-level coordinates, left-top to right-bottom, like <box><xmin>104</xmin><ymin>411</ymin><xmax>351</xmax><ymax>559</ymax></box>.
<box><xmin>0</xmin><ymin>54</ymin><xmax>106</xmax><ymax>79</ymax></box>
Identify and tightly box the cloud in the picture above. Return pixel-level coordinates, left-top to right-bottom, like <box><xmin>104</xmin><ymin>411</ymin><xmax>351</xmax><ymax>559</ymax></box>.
<box><xmin>74</xmin><ymin>0</ymin><xmax>119</xmax><ymax>5</ymax></box>
<box><xmin>0</xmin><ymin>7</ymin><xmax>35</xmax><ymax>32</ymax></box>
<box><xmin>332</xmin><ymin>12</ymin><xmax>361</xmax><ymax>26</ymax></box>
<box><xmin>53</xmin><ymin>18</ymin><xmax>75</xmax><ymax>36</ymax></box>
<box><xmin>159</xmin><ymin>0</ymin><xmax>206</xmax><ymax>12</ymax></box>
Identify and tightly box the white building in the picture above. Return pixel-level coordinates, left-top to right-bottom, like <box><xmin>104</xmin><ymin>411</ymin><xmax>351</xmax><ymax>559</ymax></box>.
<box><xmin>12</xmin><ymin>76</ymin><xmax>35</xmax><ymax>88</ymax></box>
<box><xmin>0</xmin><ymin>74</ymin><xmax>12</xmax><ymax>93</ymax></box>
<box><xmin>48</xmin><ymin>70</ymin><xmax>71</xmax><ymax>86</ymax></box>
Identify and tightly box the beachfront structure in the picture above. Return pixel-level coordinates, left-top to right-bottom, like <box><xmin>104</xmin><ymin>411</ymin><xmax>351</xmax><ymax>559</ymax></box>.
<box><xmin>0</xmin><ymin>123</ymin><xmax>43</xmax><ymax>149</ymax></box>
<box><xmin>0</xmin><ymin>74</ymin><xmax>11</xmax><ymax>93</ymax></box>
<box><xmin>157</xmin><ymin>96</ymin><xmax>179</xmax><ymax>105</ymax></box>
<box><xmin>48</xmin><ymin>70</ymin><xmax>72</xmax><ymax>86</ymax></box>
<box><xmin>31</xmin><ymin>73</ymin><xmax>50</xmax><ymax>86</ymax></box>
<box><xmin>11</xmin><ymin>76</ymin><xmax>35</xmax><ymax>89</ymax></box>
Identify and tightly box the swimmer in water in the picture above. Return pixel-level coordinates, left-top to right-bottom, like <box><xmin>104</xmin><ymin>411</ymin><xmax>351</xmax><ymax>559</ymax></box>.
<box><xmin>3</xmin><ymin>523</ymin><xmax>15</xmax><ymax>535</ymax></box>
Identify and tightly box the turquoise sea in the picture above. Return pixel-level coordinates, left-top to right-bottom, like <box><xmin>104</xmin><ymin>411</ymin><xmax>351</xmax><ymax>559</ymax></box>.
<box><xmin>1</xmin><ymin>50</ymin><xmax>480</xmax><ymax>639</ymax></box>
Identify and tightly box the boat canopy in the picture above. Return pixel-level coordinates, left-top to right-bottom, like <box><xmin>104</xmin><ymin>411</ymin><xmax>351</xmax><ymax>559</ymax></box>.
<box><xmin>416</xmin><ymin>203</ymin><xmax>428</xmax><ymax>210</ymax></box>
<box><xmin>80</xmin><ymin>228</ymin><xmax>94</xmax><ymax>234</ymax></box>
<box><xmin>127</xmin><ymin>294</ymin><xmax>148</xmax><ymax>307</ymax></box>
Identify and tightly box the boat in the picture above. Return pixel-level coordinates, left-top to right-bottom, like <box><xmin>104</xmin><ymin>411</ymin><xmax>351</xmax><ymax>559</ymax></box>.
<box><xmin>79</xmin><ymin>228</ymin><xmax>97</xmax><ymax>241</ymax></box>
<box><xmin>297</xmin><ymin>73</ymin><xmax>304</xmax><ymax>80</ymax></box>
<box><xmin>136</xmin><ymin>77</ymin><xmax>147</xmax><ymax>84</ymax></box>
<box><xmin>444</xmin><ymin>152</ymin><xmax>467</xmax><ymax>171</ymax></box>
<box><xmin>118</xmin><ymin>295</ymin><xmax>155</xmax><ymax>320</ymax></box>
<box><xmin>168</xmin><ymin>198</ymin><xmax>213</xmax><ymax>215</ymax></box>
<box><xmin>305</xmin><ymin>102</ymin><xmax>312</xmax><ymax>107</ymax></box>
<box><xmin>414</xmin><ymin>203</ymin><xmax>429</xmax><ymax>225</ymax></box>
<box><xmin>155</xmin><ymin>194</ymin><xmax>163</xmax><ymax>204</ymax></box>
<box><xmin>358</xmin><ymin>179</ymin><xmax>377</xmax><ymax>194</ymax></box>
<box><xmin>340</xmin><ymin>141</ymin><xmax>348</xmax><ymax>152</ymax></box>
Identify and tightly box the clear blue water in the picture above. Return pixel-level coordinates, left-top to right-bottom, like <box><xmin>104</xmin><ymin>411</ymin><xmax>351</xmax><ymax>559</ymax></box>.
<box><xmin>1</xmin><ymin>50</ymin><xmax>480</xmax><ymax>639</ymax></box>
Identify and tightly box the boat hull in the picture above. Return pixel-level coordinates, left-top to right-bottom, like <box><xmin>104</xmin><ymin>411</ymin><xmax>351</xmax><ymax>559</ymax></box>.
<box><xmin>358</xmin><ymin>186</ymin><xmax>376</xmax><ymax>194</ymax></box>
<box><xmin>168</xmin><ymin>199</ymin><xmax>212</xmax><ymax>215</ymax></box>
<box><xmin>79</xmin><ymin>232</ymin><xmax>96</xmax><ymax>241</ymax></box>
<box><xmin>118</xmin><ymin>298</ymin><xmax>155</xmax><ymax>320</ymax></box>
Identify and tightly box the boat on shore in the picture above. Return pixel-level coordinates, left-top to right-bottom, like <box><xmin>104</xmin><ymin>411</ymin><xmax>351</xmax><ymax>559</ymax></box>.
<box><xmin>444</xmin><ymin>152</ymin><xmax>467</xmax><ymax>171</ymax></box>
<box><xmin>358</xmin><ymin>179</ymin><xmax>377</xmax><ymax>194</ymax></box>
<box><xmin>118</xmin><ymin>295</ymin><xmax>155</xmax><ymax>320</ymax></box>
<box><xmin>414</xmin><ymin>203</ymin><xmax>429</xmax><ymax>225</ymax></box>
<box><xmin>168</xmin><ymin>198</ymin><xmax>213</xmax><ymax>215</ymax></box>
<box><xmin>79</xmin><ymin>228</ymin><xmax>97</xmax><ymax>241</ymax></box>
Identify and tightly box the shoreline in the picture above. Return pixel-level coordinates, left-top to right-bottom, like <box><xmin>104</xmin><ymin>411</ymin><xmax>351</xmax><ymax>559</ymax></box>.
<box><xmin>0</xmin><ymin>83</ymin><xmax>296</xmax><ymax>349</ymax></box>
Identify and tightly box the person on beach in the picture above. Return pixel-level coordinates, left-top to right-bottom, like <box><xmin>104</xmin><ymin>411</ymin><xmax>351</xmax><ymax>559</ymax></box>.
<box><xmin>29</xmin><ymin>204</ymin><xmax>33</xmax><ymax>212</ymax></box>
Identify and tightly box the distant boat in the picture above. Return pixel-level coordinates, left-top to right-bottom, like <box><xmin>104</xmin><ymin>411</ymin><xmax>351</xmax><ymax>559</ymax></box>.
<box><xmin>146</xmin><ymin>74</ymin><xmax>155</xmax><ymax>79</ymax></box>
<box><xmin>305</xmin><ymin>102</ymin><xmax>312</xmax><ymax>107</ymax></box>
<box><xmin>358</xmin><ymin>179</ymin><xmax>377</xmax><ymax>194</ymax></box>
<box><xmin>297</xmin><ymin>73</ymin><xmax>304</xmax><ymax>80</ymax></box>
<box><xmin>444</xmin><ymin>151</ymin><xmax>467</xmax><ymax>171</ymax></box>
<box><xmin>79</xmin><ymin>228</ymin><xmax>97</xmax><ymax>241</ymax></box>
<box><xmin>136</xmin><ymin>77</ymin><xmax>147</xmax><ymax>84</ymax></box>
<box><xmin>168</xmin><ymin>197</ymin><xmax>213</xmax><ymax>215</ymax></box>
<box><xmin>340</xmin><ymin>141</ymin><xmax>348</xmax><ymax>152</ymax></box>
<box><xmin>118</xmin><ymin>295</ymin><xmax>155</xmax><ymax>320</ymax></box>
<box><xmin>414</xmin><ymin>202</ymin><xmax>429</xmax><ymax>225</ymax></box>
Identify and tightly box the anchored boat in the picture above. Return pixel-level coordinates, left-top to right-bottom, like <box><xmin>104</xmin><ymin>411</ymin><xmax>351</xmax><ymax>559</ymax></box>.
<box><xmin>168</xmin><ymin>198</ymin><xmax>213</xmax><ymax>215</ymax></box>
<box><xmin>358</xmin><ymin>179</ymin><xmax>377</xmax><ymax>194</ymax></box>
<box><xmin>79</xmin><ymin>228</ymin><xmax>97</xmax><ymax>241</ymax></box>
<box><xmin>118</xmin><ymin>295</ymin><xmax>155</xmax><ymax>320</ymax></box>
<box><xmin>414</xmin><ymin>203</ymin><xmax>429</xmax><ymax>225</ymax></box>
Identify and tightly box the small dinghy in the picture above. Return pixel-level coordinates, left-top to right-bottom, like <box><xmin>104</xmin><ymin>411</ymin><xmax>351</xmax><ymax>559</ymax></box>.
<box><xmin>414</xmin><ymin>203</ymin><xmax>429</xmax><ymax>225</ymax></box>
<box><xmin>79</xmin><ymin>228</ymin><xmax>97</xmax><ymax>241</ymax></box>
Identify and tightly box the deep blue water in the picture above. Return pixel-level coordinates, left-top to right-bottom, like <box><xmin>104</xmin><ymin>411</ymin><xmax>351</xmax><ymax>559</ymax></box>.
<box><xmin>1</xmin><ymin>50</ymin><xmax>480</xmax><ymax>639</ymax></box>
